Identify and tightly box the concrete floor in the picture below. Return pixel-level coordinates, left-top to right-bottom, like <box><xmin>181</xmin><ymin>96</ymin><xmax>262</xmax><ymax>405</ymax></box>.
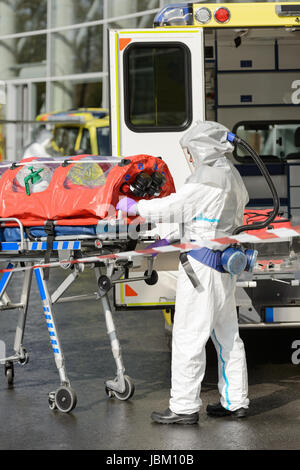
<box><xmin>0</xmin><ymin>268</ymin><xmax>300</xmax><ymax>450</ymax></box>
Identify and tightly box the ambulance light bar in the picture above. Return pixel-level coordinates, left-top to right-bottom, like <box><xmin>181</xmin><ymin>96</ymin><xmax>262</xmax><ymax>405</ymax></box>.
<box><xmin>153</xmin><ymin>3</ymin><xmax>193</xmax><ymax>26</ymax></box>
<box><xmin>37</xmin><ymin>113</ymin><xmax>86</xmax><ymax>123</ymax></box>
<box><xmin>42</xmin><ymin>114</ymin><xmax>86</xmax><ymax>123</ymax></box>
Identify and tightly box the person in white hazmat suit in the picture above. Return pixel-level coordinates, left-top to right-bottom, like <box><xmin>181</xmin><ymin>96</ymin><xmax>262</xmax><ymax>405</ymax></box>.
<box><xmin>116</xmin><ymin>121</ymin><xmax>250</xmax><ymax>424</ymax></box>
<box><xmin>23</xmin><ymin>128</ymin><xmax>54</xmax><ymax>159</ymax></box>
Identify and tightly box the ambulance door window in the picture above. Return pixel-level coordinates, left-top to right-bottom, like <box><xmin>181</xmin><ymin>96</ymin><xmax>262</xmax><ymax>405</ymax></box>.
<box><xmin>124</xmin><ymin>43</ymin><xmax>192</xmax><ymax>132</ymax></box>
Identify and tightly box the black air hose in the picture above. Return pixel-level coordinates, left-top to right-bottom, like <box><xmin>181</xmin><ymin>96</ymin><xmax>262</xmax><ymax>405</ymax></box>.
<box><xmin>227</xmin><ymin>133</ymin><xmax>280</xmax><ymax>235</ymax></box>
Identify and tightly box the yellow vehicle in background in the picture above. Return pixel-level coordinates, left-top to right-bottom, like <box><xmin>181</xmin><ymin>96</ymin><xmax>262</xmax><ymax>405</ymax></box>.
<box><xmin>36</xmin><ymin>107</ymin><xmax>110</xmax><ymax>157</ymax></box>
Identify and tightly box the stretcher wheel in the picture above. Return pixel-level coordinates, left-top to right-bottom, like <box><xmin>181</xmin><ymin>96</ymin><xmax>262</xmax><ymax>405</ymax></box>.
<box><xmin>144</xmin><ymin>269</ymin><xmax>158</xmax><ymax>286</ymax></box>
<box><xmin>19</xmin><ymin>347</ymin><xmax>29</xmax><ymax>366</ymax></box>
<box><xmin>98</xmin><ymin>275</ymin><xmax>112</xmax><ymax>294</ymax></box>
<box><xmin>53</xmin><ymin>386</ymin><xmax>77</xmax><ymax>413</ymax></box>
<box><xmin>106</xmin><ymin>375</ymin><xmax>135</xmax><ymax>401</ymax></box>
<box><xmin>4</xmin><ymin>362</ymin><xmax>14</xmax><ymax>387</ymax></box>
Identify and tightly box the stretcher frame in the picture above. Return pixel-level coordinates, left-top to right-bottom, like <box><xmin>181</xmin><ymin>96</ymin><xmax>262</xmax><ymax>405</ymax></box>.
<box><xmin>0</xmin><ymin>217</ymin><xmax>156</xmax><ymax>413</ymax></box>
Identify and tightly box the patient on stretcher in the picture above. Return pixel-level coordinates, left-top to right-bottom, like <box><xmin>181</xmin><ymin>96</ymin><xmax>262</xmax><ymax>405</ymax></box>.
<box><xmin>0</xmin><ymin>154</ymin><xmax>175</xmax><ymax>233</ymax></box>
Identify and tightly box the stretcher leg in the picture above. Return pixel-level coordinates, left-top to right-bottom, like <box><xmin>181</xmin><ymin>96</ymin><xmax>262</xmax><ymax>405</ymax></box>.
<box><xmin>13</xmin><ymin>266</ymin><xmax>32</xmax><ymax>360</ymax></box>
<box><xmin>34</xmin><ymin>267</ymin><xmax>77</xmax><ymax>413</ymax></box>
<box><xmin>96</xmin><ymin>268</ymin><xmax>135</xmax><ymax>401</ymax></box>
<box><xmin>0</xmin><ymin>264</ymin><xmax>31</xmax><ymax>387</ymax></box>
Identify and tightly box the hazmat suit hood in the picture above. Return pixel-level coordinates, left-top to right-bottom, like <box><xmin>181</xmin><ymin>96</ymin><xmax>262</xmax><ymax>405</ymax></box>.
<box><xmin>180</xmin><ymin>121</ymin><xmax>235</xmax><ymax>187</ymax></box>
<box><xmin>180</xmin><ymin>120</ymin><xmax>234</xmax><ymax>167</ymax></box>
<box><xmin>137</xmin><ymin>119</ymin><xmax>249</xmax><ymax>245</ymax></box>
<box><xmin>178</xmin><ymin>120</ymin><xmax>249</xmax><ymax>237</ymax></box>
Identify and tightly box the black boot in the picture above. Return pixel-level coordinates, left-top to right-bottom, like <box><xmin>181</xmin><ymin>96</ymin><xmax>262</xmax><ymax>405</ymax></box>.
<box><xmin>151</xmin><ymin>408</ymin><xmax>199</xmax><ymax>425</ymax></box>
<box><xmin>206</xmin><ymin>402</ymin><xmax>248</xmax><ymax>418</ymax></box>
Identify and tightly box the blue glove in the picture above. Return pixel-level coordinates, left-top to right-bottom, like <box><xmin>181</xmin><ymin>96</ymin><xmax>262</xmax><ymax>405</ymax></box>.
<box><xmin>116</xmin><ymin>197</ymin><xmax>137</xmax><ymax>216</ymax></box>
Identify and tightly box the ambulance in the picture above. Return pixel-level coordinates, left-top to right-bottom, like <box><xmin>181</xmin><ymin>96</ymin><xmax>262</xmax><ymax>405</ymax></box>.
<box><xmin>109</xmin><ymin>3</ymin><xmax>300</xmax><ymax>329</ymax></box>
<box><xmin>36</xmin><ymin>107</ymin><xmax>110</xmax><ymax>157</ymax></box>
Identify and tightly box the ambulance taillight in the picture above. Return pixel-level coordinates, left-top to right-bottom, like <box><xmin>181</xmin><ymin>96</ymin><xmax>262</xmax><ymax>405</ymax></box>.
<box><xmin>214</xmin><ymin>7</ymin><xmax>231</xmax><ymax>24</ymax></box>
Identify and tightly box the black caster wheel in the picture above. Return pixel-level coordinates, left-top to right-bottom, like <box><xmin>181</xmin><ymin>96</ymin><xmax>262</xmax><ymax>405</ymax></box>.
<box><xmin>54</xmin><ymin>386</ymin><xmax>77</xmax><ymax>413</ymax></box>
<box><xmin>98</xmin><ymin>275</ymin><xmax>112</xmax><ymax>294</ymax></box>
<box><xmin>106</xmin><ymin>375</ymin><xmax>135</xmax><ymax>401</ymax></box>
<box><xmin>19</xmin><ymin>348</ymin><xmax>29</xmax><ymax>366</ymax></box>
<box><xmin>144</xmin><ymin>269</ymin><xmax>158</xmax><ymax>286</ymax></box>
<box><xmin>4</xmin><ymin>362</ymin><xmax>14</xmax><ymax>387</ymax></box>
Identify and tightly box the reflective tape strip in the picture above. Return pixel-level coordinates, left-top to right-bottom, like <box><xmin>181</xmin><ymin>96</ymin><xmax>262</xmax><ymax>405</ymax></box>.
<box><xmin>35</xmin><ymin>269</ymin><xmax>46</xmax><ymax>301</ymax></box>
<box><xmin>0</xmin><ymin>240</ymin><xmax>81</xmax><ymax>251</ymax></box>
<box><xmin>0</xmin><ymin>263</ymin><xmax>13</xmax><ymax>293</ymax></box>
<box><xmin>1</xmin><ymin>242</ymin><xmax>19</xmax><ymax>250</ymax></box>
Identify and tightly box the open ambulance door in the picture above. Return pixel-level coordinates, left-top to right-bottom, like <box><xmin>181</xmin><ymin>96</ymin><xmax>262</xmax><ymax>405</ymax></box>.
<box><xmin>109</xmin><ymin>28</ymin><xmax>205</xmax><ymax>309</ymax></box>
<box><xmin>108</xmin><ymin>27</ymin><xmax>205</xmax><ymax>190</ymax></box>
<box><xmin>109</xmin><ymin>27</ymin><xmax>205</xmax><ymax>311</ymax></box>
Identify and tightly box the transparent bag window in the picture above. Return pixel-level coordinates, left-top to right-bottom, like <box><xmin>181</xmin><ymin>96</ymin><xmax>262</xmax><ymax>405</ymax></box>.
<box><xmin>13</xmin><ymin>159</ymin><xmax>55</xmax><ymax>194</ymax></box>
<box><xmin>64</xmin><ymin>155</ymin><xmax>118</xmax><ymax>189</ymax></box>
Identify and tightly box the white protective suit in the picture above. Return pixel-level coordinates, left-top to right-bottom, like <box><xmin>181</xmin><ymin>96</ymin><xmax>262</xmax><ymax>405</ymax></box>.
<box><xmin>137</xmin><ymin>121</ymin><xmax>250</xmax><ymax>414</ymax></box>
<box><xmin>23</xmin><ymin>129</ymin><xmax>53</xmax><ymax>159</ymax></box>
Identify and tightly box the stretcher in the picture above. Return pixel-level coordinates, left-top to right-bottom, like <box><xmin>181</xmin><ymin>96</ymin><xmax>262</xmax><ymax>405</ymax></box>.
<box><xmin>0</xmin><ymin>154</ymin><xmax>175</xmax><ymax>413</ymax></box>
